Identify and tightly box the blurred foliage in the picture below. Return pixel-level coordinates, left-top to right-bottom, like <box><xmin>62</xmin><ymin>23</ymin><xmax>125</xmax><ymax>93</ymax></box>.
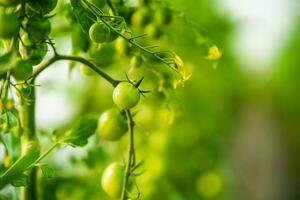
<box><xmin>270</xmin><ymin>17</ymin><xmax>300</xmax><ymax>200</ymax></box>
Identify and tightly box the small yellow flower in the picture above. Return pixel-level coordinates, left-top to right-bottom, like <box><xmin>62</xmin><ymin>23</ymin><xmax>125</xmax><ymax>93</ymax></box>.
<box><xmin>206</xmin><ymin>45</ymin><xmax>222</xmax><ymax>60</ymax></box>
<box><xmin>174</xmin><ymin>54</ymin><xmax>184</xmax><ymax>69</ymax></box>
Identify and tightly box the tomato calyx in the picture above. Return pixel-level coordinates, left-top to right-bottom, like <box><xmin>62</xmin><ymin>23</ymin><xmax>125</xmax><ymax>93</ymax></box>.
<box><xmin>124</xmin><ymin>73</ymin><xmax>151</xmax><ymax>96</ymax></box>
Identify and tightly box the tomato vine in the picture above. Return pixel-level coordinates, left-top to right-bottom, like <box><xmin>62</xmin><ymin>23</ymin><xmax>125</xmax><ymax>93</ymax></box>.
<box><xmin>0</xmin><ymin>0</ymin><xmax>208</xmax><ymax>199</ymax></box>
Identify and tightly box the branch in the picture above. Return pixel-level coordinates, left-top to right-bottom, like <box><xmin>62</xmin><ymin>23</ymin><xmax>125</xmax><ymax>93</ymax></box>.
<box><xmin>82</xmin><ymin>0</ymin><xmax>180</xmax><ymax>74</ymax></box>
<box><xmin>121</xmin><ymin>109</ymin><xmax>135</xmax><ymax>200</ymax></box>
<box><xmin>31</xmin><ymin>54</ymin><xmax>120</xmax><ymax>87</ymax></box>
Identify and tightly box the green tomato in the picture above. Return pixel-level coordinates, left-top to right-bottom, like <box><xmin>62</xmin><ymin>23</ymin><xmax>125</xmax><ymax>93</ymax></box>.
<box><xmin>28</xmin><ymin>0</ymin><xmax>58</xmax><ymax>14</ymax></box>
<box><xmin>89</xmin><ymin>22</ymin><xmax>110</xmax><ymax>43</ymax></box>
<box><xmin>130</xmin><ymin>55</ymin><xmax>143</xmax><ymax>68</ymax></box>
<box><xmin>131</xmin><ymin>8</ymin><xmax>151</xmax><ymax>28</ymax></box>
<box><xmin>27</xmin><ymin>18</ymin><xmax>51</xmax><ymax>42</ymax></box>
<box><xmin>154</xmin><ymin>7</ymin><xmax>172</xmax><ymax>25</ymax></box>
<box><xmin>0</xmin><ymin>13</ymin><xmax>20</xmax><ymax>39</ymax></box>
<box><xmin>145</xmin><ymin>23</ymin><xmax>163</xmax><ymax>39</ymax></box>
<box><xmin>115</xmin><ymin>37</ymin><xmax>130</xmax><ymax>55</ymax></box>
<box><xmin>80</xmin><ymin>65</ymin><xmax>95</xmax><ymax>76</ymax></box>
<box><xmin>113</xmin><ymin>82</ymin><xmax>140</xmax><ymax>109</ymax></box>
<box><xmin>98</xmin><ymin>108</ymin><xmax>128</xmax><ymax>141</ymax></box>
<box><xmin>101</xmin><ymin>162</ymin><xmax>125</xmax><ymax>198</ymax></box>
<box><xmin>89</xmin><ymin>44</ymin><xmax>115</xmax><ymax>67</ymax></box>
<box><xmin>19</xmin><ymin>35</ymin><xmax>48</xmax><ymax>65</ymax></box>
<box><xmin>89</xmin><ymin>0</ymin><xmax>106</xmax><ymax>8</ymax></box>
<box><xmin>0</xmin><ymin>0</ymin><xmax>21</xmax><ymax>6</ymax></box>
<box><xmin>12</xmin><ymin>60</ymin><xmax>33</xmax><ymax>81</ymax></box>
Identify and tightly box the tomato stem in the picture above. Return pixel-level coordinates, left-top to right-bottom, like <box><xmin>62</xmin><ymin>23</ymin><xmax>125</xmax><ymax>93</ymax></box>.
<box><xmin>19</xmin><ymin>81</ymin><xmax>38</xmax><ymax>200</ymax></box>
<box><xmin>121</xmin><ymin>109</ymin><xmax>135</xmax><ymax>200</ymax></box>
<box><xmin>31</xmin><ymin>53</ymin><xmax>120</xmax><ymax>87</ymax></box>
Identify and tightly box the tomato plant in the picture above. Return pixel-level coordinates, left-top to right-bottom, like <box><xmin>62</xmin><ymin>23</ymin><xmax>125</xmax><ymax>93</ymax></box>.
<box><xmin>0</xmin><ymin>0</ymin><xmax>221</xmax><ymax>199</ymax></box>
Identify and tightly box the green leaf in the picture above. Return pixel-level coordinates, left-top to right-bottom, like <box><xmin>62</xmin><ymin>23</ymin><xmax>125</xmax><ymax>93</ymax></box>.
<box><xmin>54</xmin><ymin>117</ymin><xmax>97</xmax><ymax>147</ymax></box>
<box><xmin>11</xmin><ymin>174</ymin><xmax>29</xmax><ymax>187</ymax></box>
<box><xmin>70</xmin><ymin>0</ymin><xmax>96</xmax><ymax>34</ymax></box>
<box><xmin>0</xmin><ymin>141</ymin><xmax>40</xmax><ymax>189</ymax></box>
<box><xmin>38</xmin><ymin>164</ymin><xmax>54</xmax><ymax>179</ymax></box>
<box><xmin>0</xmin><ymin>52</ymin><xmax>17</xmax><ymax>74</ymax></box>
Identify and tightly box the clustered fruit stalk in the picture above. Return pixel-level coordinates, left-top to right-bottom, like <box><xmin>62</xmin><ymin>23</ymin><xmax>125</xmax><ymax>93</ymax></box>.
<box><xmin>19</xmin><ymin>80</ymin><xmax>37</xmax><ymax>200</ymax></box>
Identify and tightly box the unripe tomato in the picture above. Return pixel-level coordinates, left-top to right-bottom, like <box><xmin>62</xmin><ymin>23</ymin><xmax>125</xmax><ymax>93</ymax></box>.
<box><xmin>89</xmin><ymin>0</ymin><xmax>106</xmax><ymax>8</ymax></box>
<box><xmin>12</xmin><ymin>60</ymin><xmax>33</xmax><ymax>81</ymax></box>
<box><xmin>0</xmin><ymin>13</ymin><xmax>20</xmax><ymax>39</ymax></box>
<box><xmin>80</xmin><ymin>65</ymin><xmax>95</xmax><ymax>76</ymax></box>
<box><xmin>115</xmin><ymin>37</ymin><xmax>130</xmax><ymax>55</ymax></box>
<box><xmin>0</xmin><ymin>0</ymin><xmax>21</xmax><ymax>6</ymax></box>
<box><xmin>98</xmin><ymin>109</ymin><xmax>128</xmax><ymax>141</ymax></box>
<box><xmin>28</xmin><ymin>0</ymin><xmax>58</xmax><ymax>14</ymax></box>
<box><xmin>19</xmin><ymin>35</ymin><xmax>48</xmax><ymax>65</ymax></box>
<box><xmin>27</xmin><ymin>18</ymin><xmax>51</xmax><ymax>42</ymax></box>
<box><xmin>89</xmin><ymin>22</ymin><xmax>110</xmax><ymax>43</ymax></box>
<box><xmin>101</xmin><ymin>162</ymin><xmax>125</xmax><ymax>198</ymax></box>
<box><xmin>113</xmin><ymin>82</ymin><xmax>140</xmax><ymax>109</ymax></box>
<box><xmin>145</xmin><ymin>23</ymin><xmax>163</xmax><ymax>39</ymax></box>
<box><xmin>154</xmin><ymin>7</ymin><xmax>172</xmax><ymax>25</ymax></box>
<box><xmin>131</xmin><ymin>8</ymin><xmax>151</xmax><ymax>28</ymax></box>
<box><xmin>130</xmin><ymin>55</ymin><xmax>143</xmax><ymax>68</ymax></box>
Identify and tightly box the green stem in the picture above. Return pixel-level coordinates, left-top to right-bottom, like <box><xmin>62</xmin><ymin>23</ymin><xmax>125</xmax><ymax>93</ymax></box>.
<box><xmin>121</xmin><ymin>110</ymin><xmax>135</xmax><ymax>200</ymax></box>
<box><xmin>26</xmin><ymin>143</ymin><xmax>59</xmax><ymax>170</ymax></box>
<box><xmin>19</xmin><ymin>82</ymin><xmax>37</xmax><ymax>200</ymax></box>
<box><xmin>31</xmin><ymin>54</ymin><xmax>120</xmax><ymax>87</ymax></box>
<box><xmin>82</xmin><ymin>0</ymin><xmax>179</xmax><ymax>73</ymax></box>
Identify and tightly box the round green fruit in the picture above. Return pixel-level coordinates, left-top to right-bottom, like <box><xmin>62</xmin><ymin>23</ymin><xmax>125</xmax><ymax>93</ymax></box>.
<box><xmin>89</xmin><ymin>22</ymin><xmax>110</xmax><ymax>43</ymax></box>
<box><xmin>0</xmin><ymin>13</ymin><xmax>20</xmax><ymax>39</ymax></box>
<box><xmin>80</xmin><ymin>65</ymin><xmax>95</xmax><ymax>76</ymax></box>
<box><xmin>154</xmin><ymin>7</ymin><xmax>172</xmax><ymax>25</ymax></box>
<box><xmin>12</xmin><ymin>60</ymin><xmax>33</xmax><ymax>81</ymax></box>
<box><xmin>101</xmin><ymin>162</ymin><xmax>125</xmax><ymax>198</ymax></box>
<box><xmin>98</xmin><ymin>108</ymin><xmax>128</xmax><ymax>141</ymax></box>
<box><xmin>113</xmin><ymin>82</ymin><xmax>140</xmax><ymax>109</ymax></box>
<box><xmin>27</xmin><ymin>18</ymin><xmax>51</xmax><ymax>42</ymax></box>
<box><xmin>145</xmin><ymin>23</ymin><xmax>163</xmax><ymax>39</ymax></box>
<box><xmin>28</xmin><ymin>0</ymin><xmax>58</xmax><ymax>14</ymax></box>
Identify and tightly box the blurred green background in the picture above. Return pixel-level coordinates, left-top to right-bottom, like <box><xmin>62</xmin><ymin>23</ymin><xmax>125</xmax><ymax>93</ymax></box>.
<box><xmin>4</xmin><ymin>0</ymin><xmax>300</xmax><ymax>199</ymax></box>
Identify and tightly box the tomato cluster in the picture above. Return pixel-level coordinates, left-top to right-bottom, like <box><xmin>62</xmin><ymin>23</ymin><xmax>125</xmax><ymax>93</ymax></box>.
<box><xmin>0</xmin><ymin>0</ymin><xmax>57</xmax><ymax>82</ymax></box>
